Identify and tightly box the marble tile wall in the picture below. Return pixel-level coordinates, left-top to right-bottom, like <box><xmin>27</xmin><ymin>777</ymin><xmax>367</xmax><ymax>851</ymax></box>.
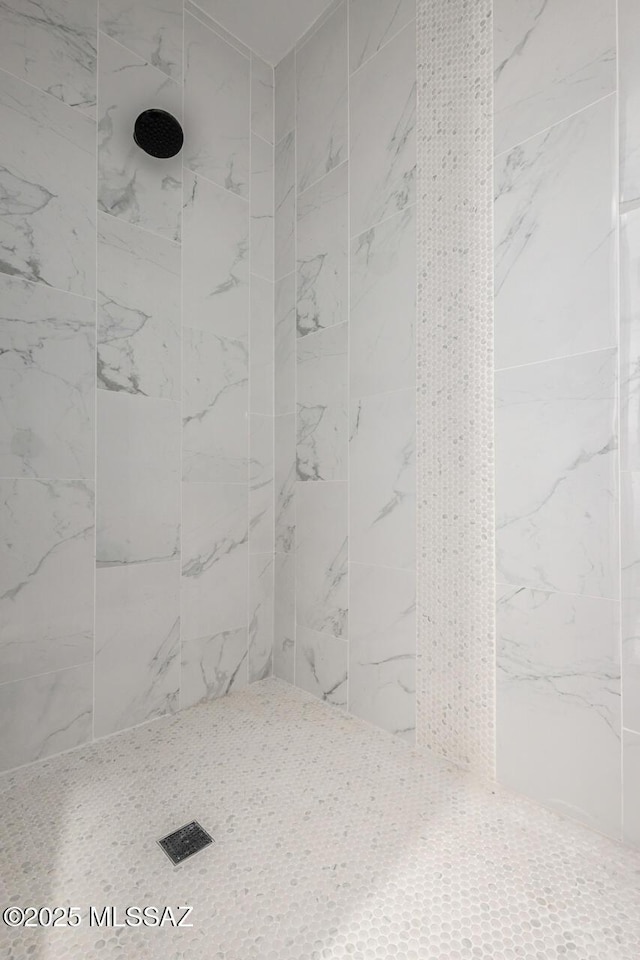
<box><xmin>273</xmin><ymin>0</ymin><xmax>417</xmax><ymax>741</ymax></box>
<box><xmin>0</xmin><ymin>0</ymin><xmax>274</xmax><ymax>772</ymax></box>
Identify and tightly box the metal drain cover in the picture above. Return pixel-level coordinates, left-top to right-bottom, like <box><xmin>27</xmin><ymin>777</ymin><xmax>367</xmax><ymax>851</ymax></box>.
<box><xmin>157</xmin><ymin>821</ymin><xmax>214</xmax><ymax>865</ymax></box>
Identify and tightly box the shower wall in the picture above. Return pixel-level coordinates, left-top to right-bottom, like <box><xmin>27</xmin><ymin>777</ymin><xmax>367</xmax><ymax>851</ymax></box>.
<box><xmin>272</xmin><ymin>0</ymin><xmax>418</xmax><ymax>739</ymax></box>
<box><xmin>0</xmin><ymin>0</ymin><xmax>275</xmax><ymax>772</ymax></box>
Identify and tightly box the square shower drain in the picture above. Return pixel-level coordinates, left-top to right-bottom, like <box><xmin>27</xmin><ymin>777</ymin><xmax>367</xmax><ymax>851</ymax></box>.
<box><xmin>157</xmin><ymin>821</ymin><xmax>214</xmax><ymax>865</ymax></box>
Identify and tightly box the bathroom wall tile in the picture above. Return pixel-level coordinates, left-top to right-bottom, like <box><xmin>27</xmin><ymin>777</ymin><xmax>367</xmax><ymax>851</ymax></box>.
<box><xmin>181</xmin><ymin>482</ymin><xmax>248</xmax><ymax>643</ymax></box>
<box><xmin>275</xmin><ymin>273</ymin><xmax>296</xmax><ymax>416</ymax></box>
<box><xmin>98</xmin><ymin>33</ymin><xmax>182</xmax><ymax>242</ymax></box>
<box><xmin>182</xmin><ymin>326</ymin><xmax>248</xmax><ymax>483</ymax></box>
<box><xmin>181</xmin><ymin>627</ymin><xmax>248</xmax><ymax>709</ymax></box>
<box><xmin>0</xmin><ymin>0</ymin><xmax>97</xmax><ymax>115</ymax></box>
<box><xmin>274</xmin><ymin>551</ymin><xmax>295</xmax><ymax>683</ymax></box>
<box><xmin>275</xmin><ymin>414</ymin><xmax>296</xmax><ymax>554</ymax></box>
<box><xmin>622</xmin><ymin>595</ymin><xmax>640</xmax><ymax>735</ymax></box>
<box><xmin>252</xmin><ymin>54</ymin><xmax>274</xmax><ymax>143</ymax></box>
<box><xmin>296</xmin><ymin>2</ymin><xmax>347</xmax><ymax>195</ymax></box>
<box><xmin>183</xmin><ymin>169</ymin><xmax>250</xmax><ymax>341</ymax></box>
<box><xmin>296</xmin><ymin>481</ymin><xmax>348</xmax><ymax>638</ymax></box>
<box><xmin>100</xmin><ymin>0</ymin><xmax>182</xmax><ymax>81</ymax></box>
<box><xmin>350</xmin><ymin>206</ymin><xmax>416</xmax><ymax>398</ymax></box>
<box><xmin>94</xmin><ymin>561</ymin><xmax>180</xmax><ymax>737</ymax></box>
<box><xmin>497</xmin><ymin>584</ymin><xmax>621</xmax><ymax>839</ymax></box>
<box><xmin>250</xmin><ymin>275</ymin><xmax>274</xmax><ymax>415</ymax></box>
<box><xmin>275</xmin><ymin>131</ymin><xmax>295</xmax><ymax>280</ymax></box>
<box><xmin>297</xmin><ymin>162</ymin><xmax>348</xmax><ymax>337</ymax></box>
<box><xmin>0</xmin><ymin>70</ymin><xmax>95</xmax><ymax>296</ymax></box>
<box><xmin>349</xmin><ymin>0</ymin><xmax>415</xmax><ymax>73</ymax></box>
<box><xmin>350</xmin><ymin>388</ymin><xmax>415</xmax><ymax>570</ymax></box>
<box><xmin>621</xmin><ymin>210</ymin><xmax>640</xmax><ymax>472</ymax></box>
<box><xmin>495</xmin><ymin>97</ymin><xmax>616</xmax><ymax>370</ymax></box>
<box><xmin>248</xmin><ymin>554</ymin><xmax>274</xmax><ymax>682</ymax></box>
<box><xmin>493</xmin><ymin>0</ymin><xmax>616</xmax><ymax>156</ymax></box>
<box><xmin>96</xmin><ymin>392</ymin><xmax>180</xmax><ymax>565</ymax></box>
<box><xmin>184</xmin><ymin>12</ymin><xmax>249</xmax><ymax>198</ymax></box>
<box><xmin>0</xmin><ymin>664</ymin><xmax>92</xmax><ymax>773</ymax></box>
<box><xmin>350</xmin><ymin>21</ymin><xmax>415</xmax><ymax>237</ymax></box>
<box><xmin>275</xmin><ymin>49</ymin><xmax>295</xmax><ymax>144</ymax></box>
<box><xmin>183</xmin><ymin>1</ymin><xmax>250</xmax><ymax>59</ymax></box>
<box><xmin>295</xmin><ymin>625</ymin><xmax>348</xmax><ymax>706</ymax></box>
<box><xmin>0</xmin><ymin>479</ymin><xmax>94</xmax><ymax>684</ymax></box>
<box><xmin>623</xmin><ymin>729</ymin><xmax>640</xmax><ymax>848</ymax></box>
<box><xmin>97</xmin><ymin>213</ymin><xmax>181</xmax><ymax>401</ymax></box>
<box><xmin>495</xmin><ymin>348</ymin><xmax>618</xmax><ymax>599</ymax></box>
<box><xmin>297</xmin><ymin>323</ymin><xmax>348</xmax><ymax>482</ymax></box>
<box><xmin>620</xmin><ymin>0</ymin><xmax>640</xmax><ymax>205</ymax></box>
<box><xmin>0</xmin><ymin>277</ymin><xmax>95</xmax><ymax>479</ymax></box>
<box><xmin>250</xmin><ymin>414</ymin><xmax>274</xmax><ymax>555</ymax></box>
<box><xmin>349</xmin><ymin>562</ymin><xmax>416</xmax><ymax>740</ymax></box>
<box><xmin>251</xmin><ymin>134</ymin><xmax>274</xmax><ymax>281</ymax></box>
<box><xmin>622</xmin><ymin>472</ymin><xmax>640</xmax><ymax>605</ymax></box>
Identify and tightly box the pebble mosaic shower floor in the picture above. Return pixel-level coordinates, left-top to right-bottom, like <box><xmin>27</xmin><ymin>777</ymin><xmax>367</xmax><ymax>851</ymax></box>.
<box><xmin>1</xmin><ymin>678</ymin><xmax>639</xmax><ymax>960</ymax></box>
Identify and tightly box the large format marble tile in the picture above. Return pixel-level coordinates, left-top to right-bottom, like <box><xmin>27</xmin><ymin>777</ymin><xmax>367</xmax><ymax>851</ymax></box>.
<box><xmin>620</xmin><ymin>0</ymin><xmax>640</xmax><ymax>205</ymax></box>
<box><xmin>274</xmin><ymin>551</ymin><xmax>295</xmax><ymax>683</ymax></box>
<box><xmin>0</xmin><ymin>479</ymin><xmax>94</xmax><ymax>685</ymax></box>
<box><xmin>349</xmin><ymin>562</ymin><xmax>416</xmax><ymax>740</ymax></box>
<box><xmin>249</xmin><ymin>414</ymin><xmax>274</xmax><ymax>556</ymax></box>
<box><xmin>296</xmin><ymin>481</ymin><xmax>348</xmax><ymax>639</ymax></box>
<box><xmin>98</xmin><ymin>33</ymin><xmax>182</xmax><ymax>242</ymax></box>
<box><xmin>275</xmin><ymin>49</ymin><xmax>295</xmax><ymax>144</ymax></box>
<box><xmin>275</xmin><ymin>273</ymin><xmax>296</xmax><ymax>416</ymax></box>
<box><xmin>97</xmin><ymin>213</ymin><xmax>180</xmax><ymax>401</ymax></box>
<box><xmin>250</xmin><ymin>275</ymin><xmax>274</xmax><ymax>415</ymax></box>
<box><xmin>622</xmin><ymin>472</ymin><xmax>640</xmax><ymax>606</ymax></box>
<box><xmin>623</xmin><ymin>730</ymin><xmax>640</xmax><ymax>848</ymax></box>
<box><xmin>275</xmin><ymin>131</ymin><xmax>295</xmax><ymax>281</ymax></box>
<box><xmin>495</xmin><ymin>97</ymin><xmax>616</xmax><ymax>370</ymax></box>
<box><xmin>350</xmin><ymin>388</ymin><xmax>415</xmax><ymax>570</ymax></box>
<box><xmin>94</xmin><ymin>561</ymin><xmax>180</xmax><ymax>737</ymax></box>
<box><xmin>297</xmin><ymin>162</ymin><xmax>348</xmax><ymax>337</ymax></box>
<box><xmin>350</xmin><ymin>206</ymin><xmax>415</xmax><ymax>398</ymax></box>
<box><xmin>249</xmin><ymin>554</ymin><xmax>274</xmax><ymax>682</ymax></box>
<box><xmin>349</xmin><ymin>0</ymin><xmax>415</xmax><ymax>73</ymax></box>
<box><xmin>0</xmin><ymin>70</ymin><xmax>95</xmax><ymax>296</ymax></box>
<box><xmin>497</xmin><ymin>584</ymin><xmax>621</xmax><ymax>839</ymax></box>
<box><xmin>496</xmin><ymin>348</ymin><xmax>618</xmax><ymax>599</ymax></box>
<box><xmin>182</xmin><ymin>327</ymin><xmax>248</xmax><ymax>483</ymax></box>
<box><xmin>251</xmin><ymin>134</ymin><xmax>274</xmax><ymax>282</ymax></box>
<box><xmin>275</xmin><ymin>414</ymin><xmax>296</xmax><ymax>554</ymax></box>
<box><xmin>0</xmin><ymin>663</ymin><xmax>92</xmax><ymax>773</ymax></box>
<box><xmin>622</xmin><ymin>593</ymin><xmax>640</xmax><ymax>735</ymax></box>
<box><xmin>100</xmin><ymin>0</ymin><xmax>182</xmax><ymax>81</ymax></box>
<box><xmin>493</xmin><ymin>0</ymin><xmax>616</xmax><ymax>156</ymax></box>
<box><xmin>0</xmin><ymin>277</ymin><xmax>95</xmax><ymax>479</ymax></box>
<box><xmin>295</xmin><ymin>625</ymin><xmax>348</xmax><ymax>706</ymax></box>
<box><xmin>184</xmin><ymin>12</ymin><xmax>249</xmax><ymax>197</ymax></box>
<box><xmin>183</xmin><ymin>170</ymin><xmax>249</xmax><ymax>341</ymax></box>
<box><xmin>350</xmin><ymin>21</ymin><xmax>416</xmax><ymax>237</ymax></box>
<box><xmin>96</xmin><ymin>392</ymin><xmax>180</xmax><ymax>565</ymax></box>
<box><xmin>181</xmin><ymin>627</ymin><xmax>248</xmax><ymax>709</ymax></box>
<box><xmin>621</xmin><ymin>209</ymin><xmax>640</xmax><ymax>472</ymax></box>
<box><xmin>0</xmin><ymin>0</ymin><xmax>96</xmax><ymax>115</ymax></box>
<box><xmin>251</xmin><ymin>54</ymin><xmax>274</xmax><ymax>144</ymax></box>
<box><xmin>297</xmin><ymin>323</ymin><xmax>348</xmax><ymax>482</ymax></box>
<box><xmin>181</xmin><ymin>482</ymin><xmax>248</xmax><ymax>644</ymax></box>
<box><xmin>296</xmin><ymin>2</ymin><xmax>347</xmax><ymax>195</ymax></box>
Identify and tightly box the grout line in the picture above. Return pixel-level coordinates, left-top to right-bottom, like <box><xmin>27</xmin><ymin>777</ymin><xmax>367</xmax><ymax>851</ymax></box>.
<box><xmin>98</xmin><ymin>29</ymin><xmax>182</xmax><ymax>86</ymax></box>
<box><xmin>248</xmin><ymin>47</ymin><xmax>253</xmax><ymax>687</ymax></box>
<box><xmin>296</xmin><ymin>157</ymin><xmax>348</xmax><ymax>201</ymax></box>
<box><xmin>178</xmin><ymin>0</ymin><xmax>185</xmax><ymax>712</ymax></box>
<box><xmin>97</xmin><ymin>207</ymin><xmax>182</xmax><ymax>247</ymax></box>
<box><xmin>0</xmin><ymin>270</ymin><xmax>97</xmax><ymax>305</ymax></box>
<box><xmin>185</xmin><ymin>0</ymin><xmax>251</xmax><ymax>60</ymax></box>
<box><xmin>495</xmin><ymin>343</ymin><xmax>619</xmax><ymax>375</ymax></box>
<box><xmin>350</xmin><ymin>201</ymin><xmax>417</xmax><ymax>242</ymax></box>
<box><xmin>346</xmin><ymin>0</ymin><xmax>351</xmax><ymax>716</ymax></box>
<box><xmin>91</xmin><ymin>0</ymin><xmax>99</xmax><ymax>747</ymax></box>
<box><xmin>495</xmin><ymin>581</ymin><xmax>622</xmax><ymax>604</ymax></box>
<box><xmin>349</xmin><ymin>16</ymin><xmax>417</xmax><ymax>79</ymax></box>
<box><xmin>349</xmin><ymin>559</ymin><xmax>416</xmax><ymax>575</ymax></box>
<box><xmin>292</xmin><ymin>41</ymin><xmax>298</xmax><ymax>691</ymax></box>
<box><xmin>295</xmin><ymin>0</ymin><xmax>345</xmax><ymax>60</ymax></box>
<box><xmin>0</xmin><ymin>660</ymin><xmax>94</xmax><ymax>693</ymax></box>
<box><xmin>615</xmin><ymin>0</ymin><xmax>624</xmax><ymax>834</ymax></box>
<box><xmin>0</xmin><ymin>63</ymin><xmax>97</xmax><ymax>119</ymax></box>
<box><xmin>184</xmin><ymin>164</ymin><xmax>250</xmax><ymax>203</ymax></box>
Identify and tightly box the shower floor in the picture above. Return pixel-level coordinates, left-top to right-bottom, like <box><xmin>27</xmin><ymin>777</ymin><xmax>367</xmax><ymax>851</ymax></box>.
<box><xmin>1</xmin><ymin>679</ymin><xmax>639</xmax><ymax>960</ymax></box>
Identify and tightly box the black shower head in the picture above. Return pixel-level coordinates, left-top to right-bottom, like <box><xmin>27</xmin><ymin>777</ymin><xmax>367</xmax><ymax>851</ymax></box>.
<box><xmin>133</xmin><ymin>109</ymin><xmax>184</xmax><ymax>159</ymax></box>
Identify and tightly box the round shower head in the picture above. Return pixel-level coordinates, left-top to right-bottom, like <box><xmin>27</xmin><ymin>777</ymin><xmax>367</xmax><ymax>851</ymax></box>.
<box><xmin>133</xmin><ymin>109</ymin><xmax>184</xmax><ymax>159</ymax></box>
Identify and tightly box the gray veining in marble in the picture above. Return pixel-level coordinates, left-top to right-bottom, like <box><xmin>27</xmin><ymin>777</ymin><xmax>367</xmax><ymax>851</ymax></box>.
<box><xmin>249</xmin><ymin>554</ymin><xmax>274</xmax><ymax>682</ymax></box>
<box><xmin>349</xmin><ymin>0</ymin><xmax>416</xmax><ymax>73</ymax></box>
<box><xmin>296</xmin><ymin>480</ymin><xmax>348</xmax><ymax>639</ymax></box>
<box><xmin>295</xmin><ymin>625</ymin><xmax>348</xmax><ymax>706</ymax></box>
<box><xmin>100</xmin><ymin>0</ymin><xmax>182</xmax><ymax>81</ymax></box>
<box><xmin>181</xmin><ymin>627</ymin><xmax>248</xmax><ymax>709</ymax></box>
<box><xmin>249</xmin><ymin>414</ymin><xmax>274</xmax><ymax>556</ymax></box>
<box><xmin>297</xmin><ymin>322</ymin><xmax>348</xmax><ymax>482</ymax></box>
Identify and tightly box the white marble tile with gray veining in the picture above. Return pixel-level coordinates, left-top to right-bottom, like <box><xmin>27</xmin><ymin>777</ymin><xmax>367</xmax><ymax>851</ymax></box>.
<box><xmin>494</xmin><ymin>0</ymin><xmax>616</xmax><ymax>157</ymax></box>
<box><xmin>0</xmin><ymin>0</ymin><xmax>97</xmax><ymax>115</ymax></box>
<box><xmin>621</xmin><ymin>209</ymin><xmax>640</xmax><ymax>472</ymax></box>
<box><xmin>297</xmin><ymin>162</ymin><xmax>348</xmax><ymax>338</ymax></box>
<box><xmin>275</xmin><ymin>48</ymin><xmax>295</xmax><ymax>144</ymax></box>
<box><xmin>496</xmin><ymin>348</ymin><xmax>618</xmax><ymax>599</ymax></box>
<box><xmin>349</xmin><ymin>562</ymin><xmax>416</xmax><ymax>740</ymax></box>
<box><xmin>295</xmin><ymin>625</ymin><xmax>347</xmax><ymax>706</ymax></box>
<box><xmin>184</xmin><ymin>12</ymin><xmax>249</xmax><ymax>197</ymax></box>
<box><xmin>182</xmin><ymin>327</ymin><xmax>248</xmax><ymax>483</ymax></box>
<box><xmin>100</xmin><ymin>0</ymin><xmax>182</xmax><ymax>81</ymax></box>
<box><xmin>98</xmin><ymin>213</ymin><xmax>180</xmax><ymax>401</ymax></box>
<box><xmin>350</xmin><ymin>21</ymin><xmax>415</xmax><ymax>237</ymax></box>
<box><xmin>297</xmin><ymin>323</ymin><xmax>348</xmax><ymax>482</ymax></box>
<box><xmin>98</xmin><ymin>33</ymin><xmax>182</xmax><ymax>242</ymax></box>
<box><xmin>624</xmin><ymin>730</ymin><xmax>640</xmax><ymax>847</ymax></box>
<box><xmin>181</xmin><ymin>482</ymin><xmax>248</xmax><ymax>644</ymax></box>
<box><xmin>296</xmin><ymin>2</ymin><xmax>347</xmax><ymax>195</ymax></box>
<box><xmin>0</xmin><ymin>70</ymin><xmax>95</xmax><ymax>296</ymax></box>
<box><xmin>275</xmin><ymin>131</ymin><xmax>295</xmax><ymax>281</ymax></box>
<box><xmin>0</xmin><ymin>479</ymin><xmax>94</xmax><ymax>685</ymax></box>
<box><xmin>296</xmin><ymin>480</ymin><xmax>348</xmax><ymax>639</ymax></box>
<box><xmin>249</xmin><ymin>414</ymin><xmax>274</xmax><ymax>556</ymax></box>
<box><xmin>622</xmin><ymin>593</ymin><xmax>640</xmax><ymax>735</ymax></box>
<box><xmin>350</xmin><ymin>388</ymin><xmax>415</xmax><ymax>569</ymax></box>
<box><xmin>350</xmin><ymin>206</ymin><xmax>415</xmax><ymax>398</ymax></box>
<box><xmin>183</xmin><ymin>169</ymin><xmax>249</xmax><ymax>341</ymax></box>
<box><xmin>275</xmin><ymin>414</ymin><xmax>295</xmax><ymax>555</ymax></box>
<box><xmin>495</xmin><ymin>97</ymin><xmax>616</xmax><ymax>370</ymax></box>
<box><xmin>0</xmin><ymin>277</ymin><xmax>95</xmax><ymax>480</ymax></box>
<box><xmin>251</xmin><ymin>134</ymin><xmax>274</xmax><ymax>282</ymax></box>
<box><xmin>249</xmin><ymin>554</ymin><xmax>274</xmax><ymax>682</ymax></box>
<box><xmin>275</xmin><ymin>273</ymin><xmax>296</xmax><ymax>416</ymax></box>
<box><xmin>497</xmin><ymin>584</ymin><xmax>621</xmax><ymax>839</ymax></box>
<box><xmin>622</xmin><ymin>472</ymin><xmax>640</xmax><ymax>607</ymax></box>
<box><xmin>620</xmin><ymin>0</ymin><xmax>640</xmax><ymax>205</ymax></box>
<box><xmin>274</xmin><ymin>551</ymin><xmax>295</xmax><ymax>683</ymax></box>
<box><xmin>349</xmin><ymin>0</ymin><xmax>415</xmax><ymax>73</ymax></box>
<box><xmin>96</xmin><ymin>392</ymin><xmax>180</xmax><ymax>565</ymax></box>
<box><xmin>250</xmin><ymin>275</ymin><xmax>274</xmax><ymax>415</ymax></box>
<box><xmin>252</xmin><ymin>54</ymin><xmax>274</xmax><ymax>143</ymax></box>
<box><xmin>181</xmin><ymin>627</ymin><xmax>248</xmax><ymax>709</ymax></box>
<box><xmin>94</xmin><ymin>561</ymin><xmax>180</xmax><ymax>737</ymax></box>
